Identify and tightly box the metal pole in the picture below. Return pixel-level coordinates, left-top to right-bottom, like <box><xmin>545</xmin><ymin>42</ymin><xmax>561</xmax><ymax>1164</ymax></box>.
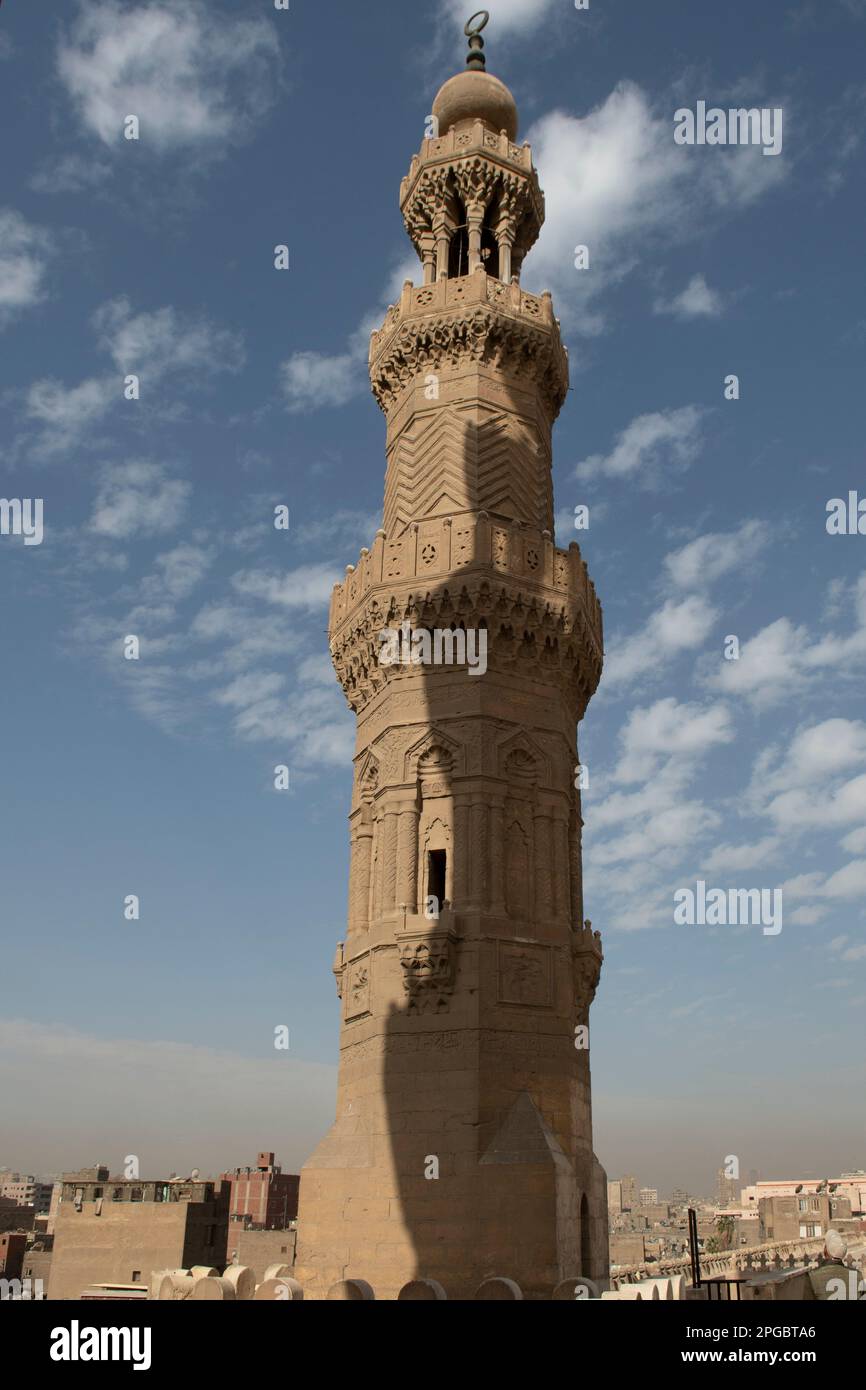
<box><xmin>688</xmin><ymin>1207</ymin><xmax>701</xmax><ymax>1287</ymax></box>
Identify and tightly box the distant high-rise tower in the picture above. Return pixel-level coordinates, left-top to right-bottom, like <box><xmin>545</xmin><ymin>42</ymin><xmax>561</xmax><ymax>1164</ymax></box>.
<box><xmin>295</xmin><ymin>17</ymin><xmax>607</xmax><ymax>1300</ymax></box>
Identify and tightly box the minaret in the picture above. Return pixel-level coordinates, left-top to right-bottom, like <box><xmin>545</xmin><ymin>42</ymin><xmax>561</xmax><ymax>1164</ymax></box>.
<box><xmin>295</xmin><ymin>17</ymin><xmax>607</xmax><ymax>1300</ymax></box>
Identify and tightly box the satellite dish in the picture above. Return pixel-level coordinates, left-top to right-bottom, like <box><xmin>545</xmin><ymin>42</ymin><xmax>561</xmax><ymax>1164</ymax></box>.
<box><xmin>191</xmin><ymin>1168</ymin><xmax>200</xmax><ymax>1180</ymax></box>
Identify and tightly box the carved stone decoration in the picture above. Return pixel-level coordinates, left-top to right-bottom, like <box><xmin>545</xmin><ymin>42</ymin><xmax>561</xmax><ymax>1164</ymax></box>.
<box><xmin>371</xmin><ymin>304</ymin><xmax>568</xmax><ymax>419</ymax></box>
<box><xmin>572</xmin><ymin>920</ymin><xmax>604</xmax><ymax>1021</ymax></box>
<box><xmin>345</xmin><ymin>952</ymin><xmax>371</xmax><ymax>1020</ymax></box>
<box><xmin>505</xmin><ymin>820</ymin><xmax>530</xmax><ymax>918</ymax></box>
<box><xmin>497</xmin><ymin>940</ymin><xmax>552</xmax><ymax>1007</ymax></box>
<box><xmin>332</xmin><ymin>942</ymin><xmax>345</xmax><ymax>1000</ymax></box>
<box><xmin>397</xmin><ymin>909</ymin><xmax>460</xmax><ymax>1014</ymax></box>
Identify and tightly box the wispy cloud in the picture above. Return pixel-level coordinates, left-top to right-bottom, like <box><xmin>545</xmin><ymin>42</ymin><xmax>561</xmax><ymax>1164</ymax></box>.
<box><xmin>654</xmin><ymin>273</ymin><xmax>724</xmax><ymax>319</ymax></box>
<box><xmin>0</xmin><ymin>209</ymin><xmax>53</xmax><ymax>327</ymax></box>
<box><xmin>57</xmin><ymin>0</ymin><xmax>281</xmax><ymax>154</ymax></box>
<box><xmin>576</xmin><ymin>406</ymin><xmax>705</xmax><ymax>485</ymax></box>
<box><xmin>89</xmin><ymin>461</ymin><xmax>191</xmax><ymax>539</ymax></box>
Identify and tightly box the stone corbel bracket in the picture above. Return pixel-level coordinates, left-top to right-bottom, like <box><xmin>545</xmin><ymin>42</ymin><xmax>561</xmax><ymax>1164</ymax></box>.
<box><xmin>396</xmin><ymin>906</ymin><xmax>461</xmax><ymax>1015</ymax></box>
<box><xmin>572</xmin><ymin>919</ymin><xmax>603</xmax><ymax>1020</ymax></box>
<box><xmin>333</xmin><ymin>941</ymin><xmax>346</xmax><ymax>999</ymax></box>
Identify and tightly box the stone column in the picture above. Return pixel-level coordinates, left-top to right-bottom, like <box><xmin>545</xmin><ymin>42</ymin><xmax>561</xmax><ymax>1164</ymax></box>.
<box><xmin>470</xmin><ymin>800</ymin><xmax>488</xmax><ymax>905</ymax></box>
<box><xmin>551</xmin><ymin>814</ymin><xmax>570</xmax><ymax>923</ymax></box>
<box><xmin>419</xmin><ymin>231</ymin><xmax>436</xmax><ymax>285</ymax></box>
<box><xmin>371</xmin><ymin>813</ymin><xmax>385</xmax><ymax>922</ymax></box>
<box><xmin>467</xmin><ymin>202</ymin><xmax>484</xmax><ymax>274</ymax></box>
<box><xmin>383</xmin><ymin>807</ymin><xmax>399</xmax><ymax>913</ymax></box>
<box><xmin>434</xmin><ymin>216</ymin><xmax>451</xmax><ymax>281</ymax></box>
<box><xmin>349</xmin><ymin>820</ymin><xmax>374</xmax><ymax>935</ymax></box>
<box><xmin>534</xmin><ymin>808</ymin><xmax>553</xmax><ymax>919</ymax></box>
<box><xmin>489</xmin><ymin>797</ymin><xmax>506</xmax><ymax>915</ymax></box>
<box><xmin>396</xmin><ymin>803</ymin><xmax>420</xmax><ymax>912</ymax></box>
<box><xmin>498</xmin><ymin>231</ymin><xmax>514</xmax><ymax>285</ymax></box>
<box><xmin>453</xmin><ymin>799</ymin><xmax>471</xmax><ymax>907</ymax></box>
<box><xmin>569</xmin><ymin>809</ymin><xmax>584</xmax><ymax>927</ymax></box>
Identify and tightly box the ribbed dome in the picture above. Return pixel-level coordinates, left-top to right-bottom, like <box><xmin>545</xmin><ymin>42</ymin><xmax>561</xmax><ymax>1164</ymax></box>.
<box><xmin>432</xmin><ymin>70</ymin><xmax>518</xmax><ymax>142</ymax></box>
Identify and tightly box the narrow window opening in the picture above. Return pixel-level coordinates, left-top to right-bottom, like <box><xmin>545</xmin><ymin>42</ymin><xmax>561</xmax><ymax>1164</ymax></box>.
<box><xmin>428</xmin><ymin>850</ymin><xmax>447</xmax><ymax>913</ymax></box>
<box><xmin>448</xmin><ymin>199</ymin><xmax>468</xmax><ymax>278</ymax></box>
<box><xmin>481</xmin><ymin>197</ymin><xmax>501</xmax><ymax>279</ymax></box>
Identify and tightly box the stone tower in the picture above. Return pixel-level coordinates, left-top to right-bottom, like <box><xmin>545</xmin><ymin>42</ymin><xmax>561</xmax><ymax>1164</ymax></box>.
<box><xmin>295</xmin><ymin>23</ymin><xmax>607</xmax><ymax>1301</ymax></box>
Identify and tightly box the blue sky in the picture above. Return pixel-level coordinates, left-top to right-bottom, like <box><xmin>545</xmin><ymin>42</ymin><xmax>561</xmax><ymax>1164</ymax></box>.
<box><xmin>1</xmin><ymin>0</ymin><xmax>864</xmax><ymax>1194</ymax></box>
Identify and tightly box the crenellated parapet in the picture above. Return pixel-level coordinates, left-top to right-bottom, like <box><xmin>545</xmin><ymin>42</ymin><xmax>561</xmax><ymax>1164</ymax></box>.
<box><xmin>327</xmin><ymin>512</ymin><xmax>603</xmax><ymax>714</ymax></box>
<box><xmin>369</xmin><ymin>270</ymin><xmax>568</xmax><ymax>419</ymax></box>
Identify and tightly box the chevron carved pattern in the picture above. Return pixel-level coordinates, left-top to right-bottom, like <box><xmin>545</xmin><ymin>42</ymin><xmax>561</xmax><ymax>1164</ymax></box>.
<box><xmin>385</xmin><ymin>403</ymin><xmax>552</xmax><ymax>535</ymax></box>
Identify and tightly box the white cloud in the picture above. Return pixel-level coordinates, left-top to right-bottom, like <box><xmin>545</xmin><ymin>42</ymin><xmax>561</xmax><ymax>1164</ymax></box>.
<box><xmin>612</xmin><ymin>697</ymin><xmax>734</xmax><ymax>784</ymax></box>
<box><xmin>281</xmin><ymin>351</ymin><xmax>360</xmax><ymax>414</ymax></box>
<box><xmin>824</xmin><ymin>860</ymin><xmax>866</xmax><ymax>900</ymax></box>
<box><xmin>216</xmin><ymin>664</ymin><xmax>352</xmax><ymax>767</ymax></box>
<box><xmin>789</xmin><ymin>905</ymin><xmax>830</xmax><ymax>926</ymax></box>
<box><xmin>523</xmin><ymin>83</ymin><xmax>785</xmax><ymax>329</ymax></box>
<box><xmin>702</xmin><ymin>837</ymin><xmax>782</xmax><ymax>874</ymax></box>
<box><xmin>279</xmin><ymin>255</ymin><xmax>418</xmax><ymax>414</ymax></box>
<box><xmin>89</xmin><ymin>461</ymin><xmax>190</xmax><ymax>539</ymax></box>
<box><xmin>29</xmin><ymin>153</ymin><xmax>111</xmax><ymax>195</ymax></box>
<box><xmin>21</xmin><ymin>298</ymin><xmax>244</xmax><ymax>458</ymax></box>
<box><xmin>841</xmin><ymin>826</ymin><xmax>866</xmax><ymax>854</ymax></box>
<box><xmin>654</xmin><ymin>273</ymin><xmax>724</xmax><ymax>319</ymax></box>
<box><xmin>231</xmin><ymin>564</ymin><xmax>340</xmax><ymax>612</ymax></box>
<box><xmin>782</xmin><ymin>860</ymin><xmax>866</xmax><ymax>904</ymax></box>
<box><xmin>57</xmin><ymin>0</ymin><xmax>280</xmax><ymax>153</ymax></box>
<box><xmin>25</xmin><ymin>375</ymin><xmax>114</xmax><ymax>456</ymax></box>
<box><xmin>576</xmin><ymin>406</ymin><xmax>704</xmax><ymax>484</ymax></box>
<box><xmin>744</xmin><ymin>720</ymin><xmax>866</xmax><ymax>837</ymax></box>
<box><xmin>710</xmin><ymin>576</ymin><xmax>866</xmax><ymax>708</ymax></box>
<box><xmin>665</xmin><ymin>520</ymin><xmax>771</xmax><ymax>590</ymax></box>
<box><xmin>93</xmin><ymin>296</ymin><xmax>245</xmax><ymax>380</ymax></box>
<box><xmin>605</xmin><ymin>595</ymin><xmax>717</xmax><ymax>688</ymax></box>
<box><xmin>151</xmin><ymin>543</ymin><xmax>214</xmax><ymax>598</ymax></box>
<box><xmin>441</xmin><ymin>0</ymin><xmax>558</xmax><ymax>36</ymax></box>
<box><xmin>0</xmin><ymin>210</ymin><xmax>52</xmax><ymax>325</ymax></box>
<box><xmin>188</xmin><ymin>603</ymin><xmax>303</xmax><ymax>676</ymax></box>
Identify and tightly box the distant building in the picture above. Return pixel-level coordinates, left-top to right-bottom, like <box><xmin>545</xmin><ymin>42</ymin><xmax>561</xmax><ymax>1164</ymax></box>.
<box><xmin>619</xmin><ymin>1176</ymin><xmax>639</xmax><ymax>1212</ymax></box>
<box><xmin>758</xmin><ymin>1193</ymin><xmax>854</xmax><ymax>1244</ymax></box>
<box><xmin>226</xmin><ymin>1226</ymin><xmax>298</xmax><ymax>1282</ymax></box>
<box><xmin>607</xmin><ymin>1181</ymin><xmax>622</xmax><ymax>1216</ymax></box>
<box><xmin>0</xmin><ymin>1198</ymin><xmax>35</xmax><ymax>1235</ymax></box>
<box><xmin>0</xmin><ymin>1231</ymin><xmax>27</xmax><ymax>1281</ymax></box>
<box><xmin>640</xmin><ymin>1202</ymin><xmax>671</xmax><ymax>1225</ymax></box>
<box><xmin>670</xmin><ymin>1187</ymin><xmax>690</xmax><ymax>1207</ymax></box>
<box><xmin>220</xmin><ymin>1152</ymin><xmax>299</xmax><ymax>1231</ymax></box>
<box><xmin>0</xmin><ymin>1173</ymin><xmax>53</xmax><ymax>1212</ymax></box>
<box><xmin>741</xmin><ymin>1175</ymin><xmax>866</xmax><ymax>1219</ymax></box>
<box><xmin>640</xmin><ymin>1187</ymin><xmax>658</xmax><ymax>1206</ymax></box>
<box><xmin>22</xmin><ymin>1243</ymin><xmax>52</xmax><ymax>1299</ymax></box>
<box><xmin>610</xmin><ymin>1233</ymin><xmax>646</xmax><ymax>1267</ymax></box>
<box><xmin>48</xmin><ymin>1169</ymin><xmax>229</xmax><ymax>1300</ymax></box>
<box><xmin>717</xmin><ymin>1167</ymin><xmax>739</xmax><ymax>1208</ymax></box>
<box><xmin>45</xmin><ymin>1183</ymin><xmax>63</xmax><ymax>1234</ymax></box>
